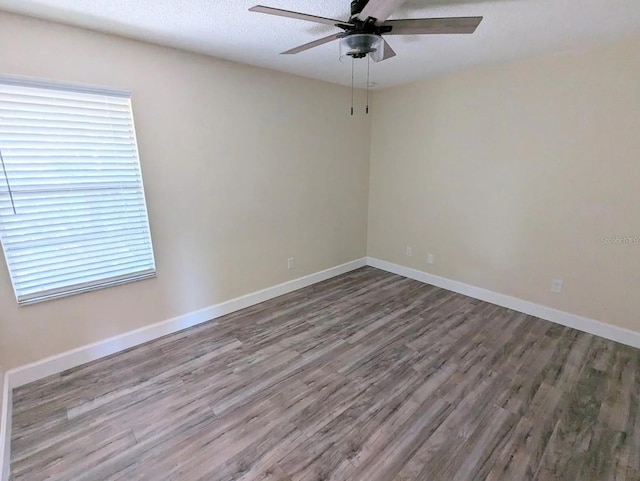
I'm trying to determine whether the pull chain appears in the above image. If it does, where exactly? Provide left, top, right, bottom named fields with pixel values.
left=366, top=55, right=371, bottom=115
left=0, top=149, right=16, bottom=215
left=351, top=58, right=355, bottom=116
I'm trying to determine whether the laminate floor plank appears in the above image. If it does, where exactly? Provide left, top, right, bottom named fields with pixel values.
left=10, top=267, right=640, bottom=481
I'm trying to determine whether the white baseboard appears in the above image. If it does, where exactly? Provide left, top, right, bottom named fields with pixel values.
left=0, top=372, right=11, bottom=481
left=6, top=257, right=367, bottom=389
left=7, top=256, right=638, bottom=387
left=367, top=257, right=640, bottom=350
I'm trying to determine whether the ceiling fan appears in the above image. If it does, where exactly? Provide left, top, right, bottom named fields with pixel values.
left=249, top=0, right=483, bottom=62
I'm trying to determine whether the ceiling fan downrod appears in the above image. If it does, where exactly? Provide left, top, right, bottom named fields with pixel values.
left=350, top=0, right=369, bottom=19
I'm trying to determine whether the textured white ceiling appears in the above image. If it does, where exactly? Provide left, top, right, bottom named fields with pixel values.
left=1, top=0, right=639, bottom=88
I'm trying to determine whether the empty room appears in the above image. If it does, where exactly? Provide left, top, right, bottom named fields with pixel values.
left=0, top=0, right=639, bottom=480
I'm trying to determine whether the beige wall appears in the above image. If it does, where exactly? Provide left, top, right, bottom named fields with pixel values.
left=0, top=12, right=371, bottom=369
left=368, top=37, right=640, bottom=333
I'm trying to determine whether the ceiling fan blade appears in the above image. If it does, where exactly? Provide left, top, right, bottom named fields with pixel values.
left=383, top=17, right=483, bottom=35
left=249, top=6, right=350, bottom=27
left=358, top=0, right=406, bottom=24
left=379, top=39, right=396, bottom=61
left=281, top=33, right=343, bottom=55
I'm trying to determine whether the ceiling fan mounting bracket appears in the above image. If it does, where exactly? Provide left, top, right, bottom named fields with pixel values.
left=336, top=23, right=355, bottom=30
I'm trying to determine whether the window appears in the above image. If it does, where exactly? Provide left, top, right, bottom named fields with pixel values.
left=0, top=76, right=155, bottom=305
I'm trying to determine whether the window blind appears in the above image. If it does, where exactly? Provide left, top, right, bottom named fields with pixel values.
left=0, top=77, right=156, bottom=305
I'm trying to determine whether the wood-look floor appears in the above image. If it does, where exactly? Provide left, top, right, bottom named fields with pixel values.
left=10, top=267, right=640, bottom=481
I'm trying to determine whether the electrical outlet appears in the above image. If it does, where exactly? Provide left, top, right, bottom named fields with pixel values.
left=551, top=279, right=563, bottom=293
left=406, top=246, right=413, bottom=257
left=287, top=258, right=294, bottom=270
left=427, top=254, right=434, bottom=265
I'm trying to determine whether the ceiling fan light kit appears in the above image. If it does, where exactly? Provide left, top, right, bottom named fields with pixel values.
left=339, top=34, right=384, bottom=62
